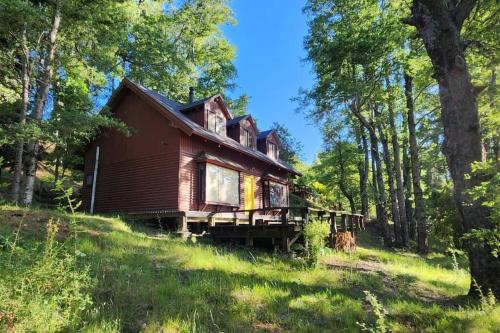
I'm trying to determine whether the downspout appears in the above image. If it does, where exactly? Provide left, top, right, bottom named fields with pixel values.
left=90, top=146, right=100, bottom=214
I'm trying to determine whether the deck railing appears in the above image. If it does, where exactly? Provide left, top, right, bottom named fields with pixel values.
left=211, top=206, right=365, bottom=232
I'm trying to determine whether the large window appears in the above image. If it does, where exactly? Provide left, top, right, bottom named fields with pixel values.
left=268, top=142, right=278, bottom=160
left=269, top=181, right=287, bottom=207
left=207, top=110, right=226, bottom=136
left=205, top=164, right=239, bottom=206
left=243, top=129, right=253, bottom=148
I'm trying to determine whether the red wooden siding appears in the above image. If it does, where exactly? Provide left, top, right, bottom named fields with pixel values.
left=179, top=132, right=289, bottom=212
left=81, top=92, right=181, bottom=213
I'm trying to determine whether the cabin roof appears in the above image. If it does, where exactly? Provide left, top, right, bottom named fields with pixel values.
left=226, top=115, right=249, bottom=126
left=257, top=129, right=281, bottom=145
left=111, top=78, right=300, bottom=175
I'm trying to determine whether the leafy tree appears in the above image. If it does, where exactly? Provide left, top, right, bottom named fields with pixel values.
left=404, top=0, right=499, bottom=297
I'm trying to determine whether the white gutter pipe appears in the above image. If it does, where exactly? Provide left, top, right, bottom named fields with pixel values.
left=90, top=146, right=100, bottom=214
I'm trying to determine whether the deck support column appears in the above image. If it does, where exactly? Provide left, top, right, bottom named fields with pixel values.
left=249, top=211, right=255, bottom=226
left=208, top=216, right=215, bottom=227
left=341, top=214, right=347, bottom=231
left=245, top=228, right=254, bottom=246
left=360, top=216, right=365, bottom=230
left=329, top=212, right=337, bottom=247
left=349, top=215, right=355, bottom=235
left=281, top=232, right=290, bottom=252
left=177, top=215, right=188, bottom=232
left=281, top=208, right=288, bottom=225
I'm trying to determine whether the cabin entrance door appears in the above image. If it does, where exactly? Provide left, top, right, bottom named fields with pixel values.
left=244, top=176, right=255, bottom=211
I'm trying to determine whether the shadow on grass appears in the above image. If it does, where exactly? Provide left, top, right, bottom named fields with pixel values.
left=78, top=224, right=475, bottom=333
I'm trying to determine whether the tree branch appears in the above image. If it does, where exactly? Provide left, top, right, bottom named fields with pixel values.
left=454, top=0, right=477, bottom=30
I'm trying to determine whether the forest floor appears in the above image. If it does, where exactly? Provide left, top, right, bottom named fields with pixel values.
left=0, top=204, right=499, bottom=332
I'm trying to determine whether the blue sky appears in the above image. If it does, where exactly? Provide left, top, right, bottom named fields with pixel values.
left=222, top=0, right=322, bottom=164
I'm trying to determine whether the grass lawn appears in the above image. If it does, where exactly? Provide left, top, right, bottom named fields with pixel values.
left=0, top=204, right=498, bottom=332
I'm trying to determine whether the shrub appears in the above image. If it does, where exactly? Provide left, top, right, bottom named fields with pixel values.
left=0, top=218, right=93, bottom=332
left=303, top=220, right=330, bottom=267
left=357, top=291, right=387, bottom=333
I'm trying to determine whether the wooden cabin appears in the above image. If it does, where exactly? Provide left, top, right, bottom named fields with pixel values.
left=81, top=78, right=300, bottom=226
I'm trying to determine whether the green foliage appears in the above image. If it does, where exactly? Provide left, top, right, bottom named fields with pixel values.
left=271, top=122, right=303, bottom=165
left=53, top=178, right=81, bottom=214
left=0, top=218, right=93, bottom=332
left=303, top=220, right=330, bottom=267
left=357, top=291, right=388, bottom=333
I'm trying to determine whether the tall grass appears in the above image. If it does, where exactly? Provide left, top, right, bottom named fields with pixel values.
left=0, top=216, right=93, bottom=332
left=0, top=205, right=499, bottom=332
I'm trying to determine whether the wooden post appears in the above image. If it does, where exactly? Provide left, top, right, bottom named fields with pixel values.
left=249, top=211, right=255, bottom=226
left=281, top=208, right=288, bottom=225
left=349, top=215, right=354, bottom=235
left=361, top=216, right=365, bottom=230
left=341, top=214, right=347, bottom=231
left=301, top=208, right=309, bottom=224
left=356, top=216, right=361, bottom=230
left=330, top=212, right=337, bottom=233
left=282, top=232, right=290, bottom=252
left=329, top=211, right=337, bottom=247
left=246, top=228, right=253, bottom=246
left=177, top=215, right=188, bottom=232
left=208, top=216, right=215, bottom=227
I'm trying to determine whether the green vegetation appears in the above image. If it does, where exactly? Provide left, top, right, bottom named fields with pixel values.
left=1, top=205, right=498, bottom=332
left=303, top=220, right=330, bottom=267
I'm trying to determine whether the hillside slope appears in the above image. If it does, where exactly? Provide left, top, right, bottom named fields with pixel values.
left=0, top=205, right=498, bottom=332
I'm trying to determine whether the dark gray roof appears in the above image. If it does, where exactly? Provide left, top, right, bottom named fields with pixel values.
left=126, top=79, right=300, bottom=175
left=257, top=130, right=274, bottom=140
left=226, top=115, right=249, bottom=126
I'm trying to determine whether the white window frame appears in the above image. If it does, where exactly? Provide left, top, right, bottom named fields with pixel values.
left=204, top=163, right=240, bottom=206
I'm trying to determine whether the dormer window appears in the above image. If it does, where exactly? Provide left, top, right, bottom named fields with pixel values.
left=243, top=129, right=253, bottom=148
left=208, top=110, right=226, bottom=136
left=269, top=142, right=278, bottom=160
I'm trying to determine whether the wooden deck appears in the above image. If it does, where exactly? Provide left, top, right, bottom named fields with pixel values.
left=129, top=206, right=365, bottom=251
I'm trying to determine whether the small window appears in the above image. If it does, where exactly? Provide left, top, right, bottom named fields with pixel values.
left=85, top=173, right=93, bottom=187
left=243, top=129, right=253, bottom=148
left=207, top=110, right=226, bottom=136
left=269, top=181, right=287, bottom=207
left=268, top=142, right=278, bottom=159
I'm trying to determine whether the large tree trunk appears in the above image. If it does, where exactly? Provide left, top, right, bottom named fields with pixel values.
left=378, top=124, right=402, bottom=245
left=404, top=74, right=427, bottom=251
left=386, top=78, right=409, bottom=245
left=356, top=125, right=370, bottom=220
left=369, top=130, right=391, bottom=246
left=402, top=134, right=415, bottom=240
left=22, top=0, right=61, bottom=205
left=11, top=27, right=30, bottom=202
left=486, top=66, right=499, bottom=165
left=408, top=0, right=498, bottom=296
left=336, top=141, right=356, bottom=213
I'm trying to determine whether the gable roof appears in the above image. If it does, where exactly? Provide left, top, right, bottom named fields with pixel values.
left=257, top=129, right=281, bottom=146
left=109, top=78, right=300, bottom=176
left=226, top=115, right=249, bottom=126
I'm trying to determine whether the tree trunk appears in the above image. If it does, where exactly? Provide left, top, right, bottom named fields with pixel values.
left=336, top=141, right=356, bottom=213
left=349, top=102, right=391, bottom=245
left=356, top=125, right=370, bottom=220
left=369, top=129, right=391, bottom=246
left=486, top=66, right=499, bottom=165
left=386, top=78, right=409, bottom=245
left=378, top=124, right=401, bottom=245
left=402, top=134, right=415, bottom=240
left=23, top=0, right=62, bottom=205
left=11, top=27, right=30, bottom=202
left=408, top=0, right=498, bottom=296
left=405, top=74, right=428, bottom=253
